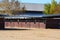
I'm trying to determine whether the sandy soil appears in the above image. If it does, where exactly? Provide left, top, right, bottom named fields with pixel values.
left=0, top=29, right=60, bottom=40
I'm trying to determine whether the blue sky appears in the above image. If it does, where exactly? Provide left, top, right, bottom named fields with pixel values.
left=0, top=0, right=60, bottom=4
left=19, top=0, right=60, bottom=4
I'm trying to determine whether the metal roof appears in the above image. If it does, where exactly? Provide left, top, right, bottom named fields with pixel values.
left=42, top=14, right=60, bottom=18
left=4, top=14, right=60, bottom=19
left=5, top=14, right=44, bottom=19
left=20, top=3, right=44, bottom=11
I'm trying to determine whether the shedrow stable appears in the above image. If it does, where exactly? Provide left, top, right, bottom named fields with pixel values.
left=0, top=14, right=60, bottom=29
left=0, top=3, right=60, bottom=29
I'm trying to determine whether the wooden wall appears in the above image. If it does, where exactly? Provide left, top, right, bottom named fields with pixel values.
left=5, top=22, right=46, bottom=29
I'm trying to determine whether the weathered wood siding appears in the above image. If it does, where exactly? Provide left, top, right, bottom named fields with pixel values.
left=5, top=22, right=46, bottom=29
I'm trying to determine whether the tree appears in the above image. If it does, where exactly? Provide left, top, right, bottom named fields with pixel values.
left=44, top=0, right=57, bottom=15
left=21, top=5, right=26, bottom=14
left=54, top=2, right=60, bottom=14
left=15, top=0, right=20, bottom=9
left=44, top=4, right=51, bottom=15
left=50, top=0, right=57, bottom=14
left=0, top=0, right=12, bottom=15
left=0, top=0, right=26, bottom=15
left=10, top=0, right=20, bottom=15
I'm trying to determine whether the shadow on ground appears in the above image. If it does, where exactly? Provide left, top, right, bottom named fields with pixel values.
left=0, top=28, right=31, bottom=30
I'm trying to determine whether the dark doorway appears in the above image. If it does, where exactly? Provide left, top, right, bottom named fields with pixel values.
left=46, top=19, right=60, bottom=29
left=0, top=17, right=4, bottom=30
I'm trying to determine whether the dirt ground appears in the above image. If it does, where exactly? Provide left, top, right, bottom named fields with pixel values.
left=0, top=29, right=60, bottom=40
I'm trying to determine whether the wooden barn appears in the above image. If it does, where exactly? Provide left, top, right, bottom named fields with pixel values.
left=4, top=13, right=45, bottom=29
left=4, top=14, right=60, bottom=29
left=0, top=14, right=60, bottom=29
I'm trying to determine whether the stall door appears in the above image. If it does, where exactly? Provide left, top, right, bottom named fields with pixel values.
left=0, top=18, right=4, bottom=29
